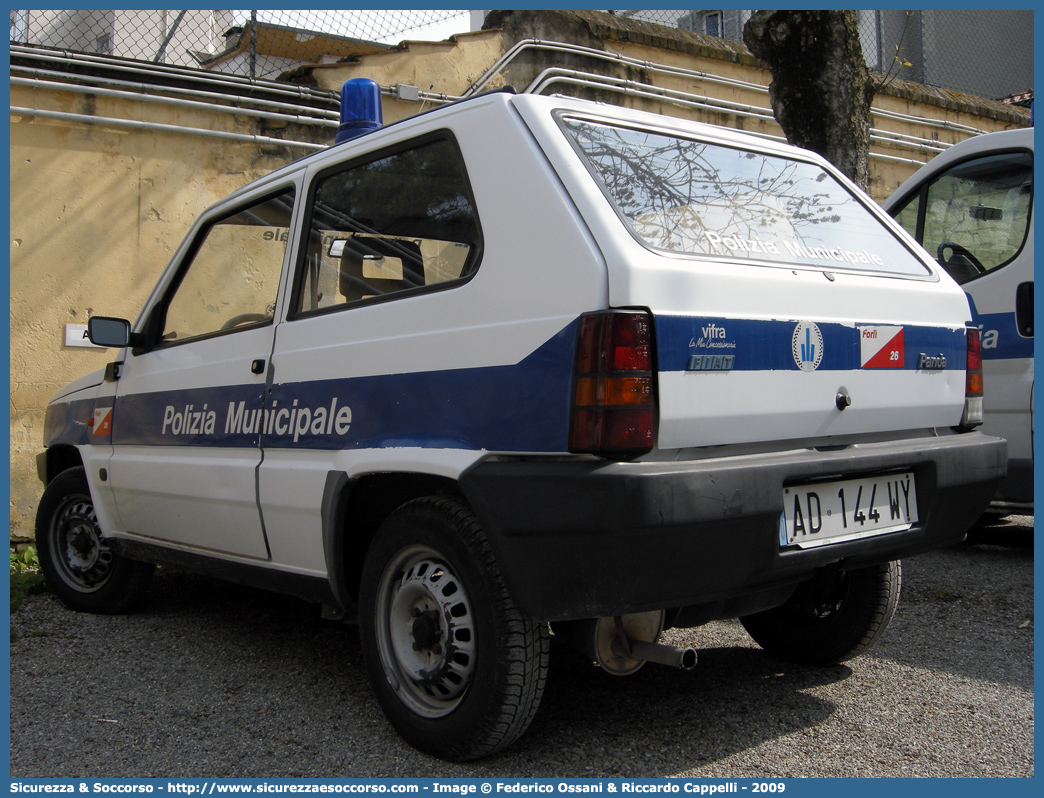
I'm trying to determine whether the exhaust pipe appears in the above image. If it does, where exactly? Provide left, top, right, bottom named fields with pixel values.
left=554, top=611, right=697, bottom=675
left=613, top=636, right=698, bottom=671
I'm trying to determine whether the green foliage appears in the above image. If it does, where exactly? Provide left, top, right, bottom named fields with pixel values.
left=11, top=547, right=39, bottom=572
left=10, top=546, right=45, bottom=613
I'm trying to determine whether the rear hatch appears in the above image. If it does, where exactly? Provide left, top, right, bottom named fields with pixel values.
left=516, top=97, right=973, bottom=450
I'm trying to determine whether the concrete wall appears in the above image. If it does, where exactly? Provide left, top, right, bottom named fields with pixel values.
left=8, top=10, right=1030, bottom=540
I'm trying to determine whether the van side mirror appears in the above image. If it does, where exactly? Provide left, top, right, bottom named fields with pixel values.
left=88, top=316, right=143, bottom=348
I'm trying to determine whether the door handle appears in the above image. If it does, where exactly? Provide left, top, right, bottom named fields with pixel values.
left=1016, top=282, right=1033, bottom=337
left=250, top=359, right=266, bottom=375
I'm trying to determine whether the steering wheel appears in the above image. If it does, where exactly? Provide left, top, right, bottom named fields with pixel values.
left=936, top=242, right=985, bottom=282
left=220, top=312, right=270, bottom=331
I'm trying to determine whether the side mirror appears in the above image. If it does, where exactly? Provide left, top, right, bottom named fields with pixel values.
left=87, top=316, right=142, bottom=348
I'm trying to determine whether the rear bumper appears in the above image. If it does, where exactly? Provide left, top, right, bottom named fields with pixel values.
left=459, top=432, right=1007, bottom=621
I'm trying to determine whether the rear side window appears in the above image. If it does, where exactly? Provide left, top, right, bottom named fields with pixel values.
left=293, top=135, right=481, bottom=315
left=891, top=150, right=1032, bottom=284
left=561, top=117, right=931, bottom=277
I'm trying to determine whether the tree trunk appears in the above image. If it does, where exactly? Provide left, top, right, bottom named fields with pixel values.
left=743, top=10, right=875, bottom=191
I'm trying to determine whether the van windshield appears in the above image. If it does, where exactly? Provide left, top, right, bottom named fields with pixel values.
left=561, top=117, right=931, bottom=277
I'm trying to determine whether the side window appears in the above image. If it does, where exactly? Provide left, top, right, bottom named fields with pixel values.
left=160, top=193, right=296, bottom=346
left=293, top=136, right=480, bottom=315
left=898, top=151, right=1032, bottom=284
left=161, top=190, right=295, bottom=343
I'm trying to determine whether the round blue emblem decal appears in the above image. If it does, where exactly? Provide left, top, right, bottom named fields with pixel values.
left=792, top=321, right=824, bottom=371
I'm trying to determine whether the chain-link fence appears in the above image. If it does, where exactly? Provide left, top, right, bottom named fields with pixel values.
left=10, top=9, right=1033, bottom=100
left=615, top=9, right=1033, bottom=102
left=9, top=10, right=474, bottom=80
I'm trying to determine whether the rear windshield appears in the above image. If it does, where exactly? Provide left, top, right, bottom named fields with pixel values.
left=561, top=117, right=931, bottom=277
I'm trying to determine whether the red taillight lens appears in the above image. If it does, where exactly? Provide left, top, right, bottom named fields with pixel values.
left=959, top=325, right=984, bottom=428
left=966, top=327, right=983, bottom=397
left=570, top=311, right=656, bottom=454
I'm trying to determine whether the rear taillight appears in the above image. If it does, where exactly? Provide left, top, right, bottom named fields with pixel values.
left=960, top=325, right=984, bottom=427
left=570, top=310, right=656, bottom=454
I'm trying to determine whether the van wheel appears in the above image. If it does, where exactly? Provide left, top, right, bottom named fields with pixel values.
left=358, top=497, right=549, bottom=760
left=739, top=561, right=901, bottom=666
left=35, top=467, right=153, bottom=613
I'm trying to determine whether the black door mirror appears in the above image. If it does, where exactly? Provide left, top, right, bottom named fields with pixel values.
left=88, top=316, right=139, bottom=348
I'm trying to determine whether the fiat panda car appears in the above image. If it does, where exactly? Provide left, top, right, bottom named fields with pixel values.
left=37, top=87, right=1006, bottom=760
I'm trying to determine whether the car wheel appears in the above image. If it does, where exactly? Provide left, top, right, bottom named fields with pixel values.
left=35, top=467, right=153, bottom=613
left=740, top=561, right=901, bottom=666
left=358, top=496, right=549, bottom=760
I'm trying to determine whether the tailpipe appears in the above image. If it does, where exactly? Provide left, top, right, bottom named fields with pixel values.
left=616, top=636, right=698, bottom=671
left=553, top=611, right=697, bottom=675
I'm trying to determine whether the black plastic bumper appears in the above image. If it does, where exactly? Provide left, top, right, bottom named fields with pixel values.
left=459, top=432, right=1007, bottom=622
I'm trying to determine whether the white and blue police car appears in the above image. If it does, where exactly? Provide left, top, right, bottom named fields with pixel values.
left=37, top=82, right=1007, bottom=760
left=884, top=127, right=1033, bottom=513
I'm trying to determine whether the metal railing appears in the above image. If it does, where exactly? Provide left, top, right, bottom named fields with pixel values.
left=9, top=9, right=1033, bottom=102
left=614, top=9, right=1033, bottom=102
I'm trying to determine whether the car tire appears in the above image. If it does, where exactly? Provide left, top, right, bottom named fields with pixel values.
left=35, top=466, right=153, bottom=613
left=358, top=496, right=550, bottom=760
left=739, top=560, right=902, bottom=666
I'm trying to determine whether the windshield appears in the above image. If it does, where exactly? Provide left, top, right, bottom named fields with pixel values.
left=561, top=118, right=931, bottom=277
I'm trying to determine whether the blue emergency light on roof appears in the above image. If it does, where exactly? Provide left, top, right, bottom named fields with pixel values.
left=335, top=77, right=383, bottom=144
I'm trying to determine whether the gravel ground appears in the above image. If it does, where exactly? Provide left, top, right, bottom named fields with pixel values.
left=9, top=515, right=1033, bottom=778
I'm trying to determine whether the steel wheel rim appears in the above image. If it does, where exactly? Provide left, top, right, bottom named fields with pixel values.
left=374, top=544, right=477, bottom=718
left=49, top=493, right=113, bottom=592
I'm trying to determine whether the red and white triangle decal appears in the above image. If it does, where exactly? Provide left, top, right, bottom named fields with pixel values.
left=93, top=407, right=113, bottom=436
left=860, top=326, right=905, bottom=368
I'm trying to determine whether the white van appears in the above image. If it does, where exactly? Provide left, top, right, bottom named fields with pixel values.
left=37, top=88, right=1006, bottom=760
left=884, top=128, right=1033, bottom=512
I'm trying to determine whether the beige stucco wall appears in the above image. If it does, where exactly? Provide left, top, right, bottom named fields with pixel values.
left=8, top=13, right=1031, bottom=539
left=9, top=84, right=324, bottom=537
left=309, top=31, right=506, bottom=125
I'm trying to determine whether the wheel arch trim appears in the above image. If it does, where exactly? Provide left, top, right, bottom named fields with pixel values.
left=321, top=470, right=357, bottom=616
left=321, top=469, right=467, bottom=617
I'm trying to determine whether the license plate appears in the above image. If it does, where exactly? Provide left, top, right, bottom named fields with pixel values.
left=781, top=472, right=917, bottom=549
